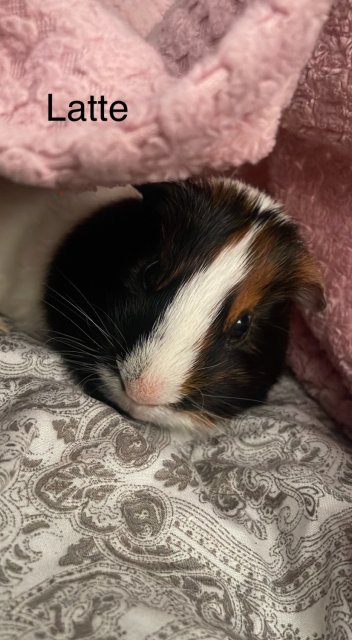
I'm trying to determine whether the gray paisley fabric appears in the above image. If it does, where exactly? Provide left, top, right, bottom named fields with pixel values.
left=1, top=327, right=352, bottom=640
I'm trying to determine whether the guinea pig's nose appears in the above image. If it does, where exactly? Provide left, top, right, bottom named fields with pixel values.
left=124, top=375, right=164, bottom=406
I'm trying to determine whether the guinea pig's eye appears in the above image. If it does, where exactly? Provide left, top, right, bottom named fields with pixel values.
left=142, top=260, right=159, bottom=290
left=229, top=313, right=252, bottom=340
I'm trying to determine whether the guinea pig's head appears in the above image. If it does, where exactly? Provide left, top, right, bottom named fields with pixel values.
left=91, top=178, right=325, bottom=431
left=46, top=178, right=324, bottom=431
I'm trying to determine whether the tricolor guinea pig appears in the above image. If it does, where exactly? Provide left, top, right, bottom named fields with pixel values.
left=38, top=178, right=324, bottom=430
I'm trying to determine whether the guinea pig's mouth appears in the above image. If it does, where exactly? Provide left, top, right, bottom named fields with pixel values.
left=97, top=365, right=217, bottom=431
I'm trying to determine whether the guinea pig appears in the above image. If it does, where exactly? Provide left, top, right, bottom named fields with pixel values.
left=37, top=177, right=325, bottom=430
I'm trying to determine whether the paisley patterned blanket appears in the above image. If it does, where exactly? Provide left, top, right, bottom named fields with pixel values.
left=1, top=327, right=352, bottom=639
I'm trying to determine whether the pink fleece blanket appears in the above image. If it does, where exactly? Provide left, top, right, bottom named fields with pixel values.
left=0, top=0, right=332, bottom=187
left=1, top=0, right=351, bottom=429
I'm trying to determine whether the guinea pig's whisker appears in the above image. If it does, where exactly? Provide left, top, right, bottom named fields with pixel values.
left=196, top=361, right=227, bottom=372
left=46, top=331, right=97, bottom=351
left=269, top=323, right=290, bottom=335
left=49, top=348, right=96, bottom=363
left=66, top=363, right=99, bottom=375
left=202, top=392, right=267, bottom=405
left=180, top=385, right=206, bottom=412
left=46, top=331, right=114, bottom=366
left=44, top=299, right=107, bottom=352
left=184, top=392, right=221, bottom=418
left=46, top=341, right=98, bottom=360
left=179, top=397, right=217, bottom=426
left=259, top=318, right=290, bottom=335
left=249, top=301, right=290, bottom=334
left=190, top=397, right=206, bottom=413
left=56, top=273, right=128, bottom=352
left=52, top=348, right=114, bottom=370
left=48, top=351, right=95, bottom=364
left=189, top=386, right=206, bottom=411
left=78, top=373, right=103, bottom=387
left=56, top=271, right=112, bottom=324
left=46, top=333, right=119, bottom=368
left=46, top=285, right=115, bottom=348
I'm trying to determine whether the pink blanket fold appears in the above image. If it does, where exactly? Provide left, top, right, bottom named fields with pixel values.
left=1, top=0, right=351, bottom=429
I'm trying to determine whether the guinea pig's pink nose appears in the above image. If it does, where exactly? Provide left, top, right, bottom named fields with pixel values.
left=125, top=376, right=164, bottom=406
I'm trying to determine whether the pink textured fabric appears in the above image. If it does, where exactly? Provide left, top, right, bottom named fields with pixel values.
left=0, top=0, right=332, bottom=188
left=231, top=0, right=352, bottom=432
left=266, top=130, right=352, bottom=430
left=266, top=0, right=352, bottom=431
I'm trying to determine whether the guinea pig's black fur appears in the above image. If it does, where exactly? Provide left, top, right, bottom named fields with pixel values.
left=43, top=178, right=324, bottom=430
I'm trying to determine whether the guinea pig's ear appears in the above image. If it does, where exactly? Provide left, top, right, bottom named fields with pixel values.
left=294, top=251, right=326, bottom=311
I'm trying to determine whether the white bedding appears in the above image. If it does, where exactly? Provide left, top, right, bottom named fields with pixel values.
left=1, top=326, right=352, bottom=639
